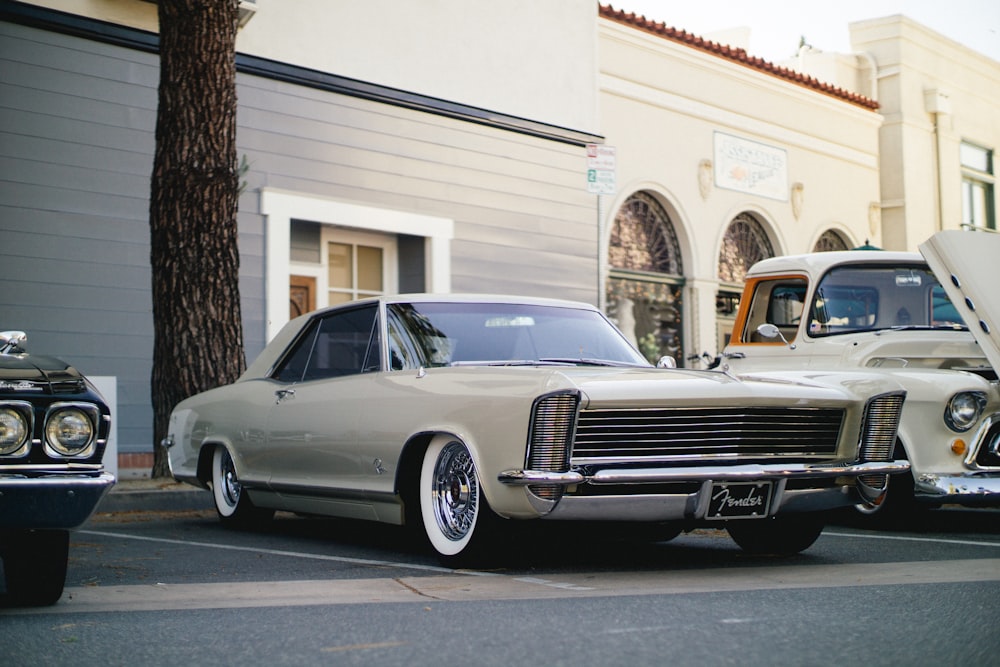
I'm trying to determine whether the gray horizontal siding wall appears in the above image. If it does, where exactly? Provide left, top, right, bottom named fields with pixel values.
left=1, top=17, right=601, bottom=456
left=0, top=21, right=160, bottom=453
left=235, top=74, right=600, bottom=305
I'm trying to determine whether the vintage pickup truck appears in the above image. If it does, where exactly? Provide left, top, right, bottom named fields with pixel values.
left=722, top=231, right=999, bottom=523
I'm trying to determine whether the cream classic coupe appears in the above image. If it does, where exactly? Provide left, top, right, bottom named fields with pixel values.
left=166, top=295, right=908, bottom=566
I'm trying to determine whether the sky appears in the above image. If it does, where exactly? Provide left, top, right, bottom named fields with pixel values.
left=611, top=1, right=1000, bottom=64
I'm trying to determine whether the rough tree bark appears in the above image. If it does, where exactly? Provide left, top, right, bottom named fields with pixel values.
left=149, top=0, right=245, bottom=478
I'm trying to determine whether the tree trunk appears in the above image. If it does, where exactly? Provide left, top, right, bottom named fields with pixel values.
left=149, top=0, right=244, bottom=478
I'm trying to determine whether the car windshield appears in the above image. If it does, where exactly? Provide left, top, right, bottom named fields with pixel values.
left=808, top=264, right=966, bottom=337
left=386, top=302, right=649, bottom=369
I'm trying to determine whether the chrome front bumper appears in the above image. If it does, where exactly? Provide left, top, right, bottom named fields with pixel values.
left=0, top=470, right=116, bottom=530
left=498, top=460, right=910, bottom=521
left=498, top=460, right=911, bottom=486
left=915, top=472, right=1000, bottom=506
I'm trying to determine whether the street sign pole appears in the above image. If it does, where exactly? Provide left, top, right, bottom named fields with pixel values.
left=586, top=144, right=616, bottom=310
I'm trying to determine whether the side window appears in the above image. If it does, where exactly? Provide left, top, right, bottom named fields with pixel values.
left=273, top=305, right=379, bottom=382
left=740, top=278, right=807, bottom=343
left=273, top=321, right=321, bottom=383
left=362, top=314, right=382, bottom=373
left=767, top=284, right=806, bottom=327
left=386, top=308, right=422, bottom=370
left=306, top=306, right=378, bottom=380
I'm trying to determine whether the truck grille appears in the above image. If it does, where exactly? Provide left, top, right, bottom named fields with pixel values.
left=573, top=406, right=844, bottom=463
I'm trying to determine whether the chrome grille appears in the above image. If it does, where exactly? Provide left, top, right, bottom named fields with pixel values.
left=573, top=406, right=845, bottom=463
left=858, top=392, right=905, bottom=462
left=526, top=392, right=579, bottom=500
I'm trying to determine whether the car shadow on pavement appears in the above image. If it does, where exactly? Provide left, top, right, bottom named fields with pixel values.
left=829, top=505, right=1000, bottom=535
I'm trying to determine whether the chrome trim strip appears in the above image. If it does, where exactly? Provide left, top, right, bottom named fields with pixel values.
left=499, top=460, right=910, bottom=486
left=0, top=462, right=106, bottom=474
left=498, top=469, right=585, bottom=484
left=914, top=472, right=1000, bottom=501
left=964, top=414, right=1000, bottom=471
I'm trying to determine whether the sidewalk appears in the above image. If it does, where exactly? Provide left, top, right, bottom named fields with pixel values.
left=97, top=477, right=214, bottom=513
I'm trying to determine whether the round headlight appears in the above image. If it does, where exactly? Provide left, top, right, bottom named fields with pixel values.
left=45, top=408, right=94, bottom=455
left=944, top=392, right=987, bottom=432
left=0, top=406, right=29, bottom=455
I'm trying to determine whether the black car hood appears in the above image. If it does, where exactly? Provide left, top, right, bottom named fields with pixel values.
left=0, top=353, right=85, bottom=393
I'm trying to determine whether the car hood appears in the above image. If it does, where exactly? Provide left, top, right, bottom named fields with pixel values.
left=0, top=352, right=85, bottom=393
left=919, top=231, right=1000, bottom=373
left=558, top=366, right=857, bottom=406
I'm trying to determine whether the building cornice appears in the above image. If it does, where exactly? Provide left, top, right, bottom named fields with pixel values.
left=599, top=4, right=879, bottom=111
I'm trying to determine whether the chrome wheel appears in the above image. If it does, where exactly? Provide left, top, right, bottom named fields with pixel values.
left=430, top=440, right=478, bottom=542
left=420, top=435, right=490, bottom=562
left=212, top=446, right=241, bottom=517
left=211, top=446, right=273, bottom=527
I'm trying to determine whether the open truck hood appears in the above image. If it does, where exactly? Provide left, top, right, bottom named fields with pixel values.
left=919, top=230, right=1000, bottom=373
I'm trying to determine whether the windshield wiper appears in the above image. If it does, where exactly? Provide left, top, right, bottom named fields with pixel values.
left=536, top=357, right=643, bottom=367
left=888, top=324, right=968, bottom=332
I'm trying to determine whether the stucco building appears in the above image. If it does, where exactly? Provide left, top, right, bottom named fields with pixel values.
left=785, top=14, right=999, bottom=248
left=597, top=7, right=882, bottom=362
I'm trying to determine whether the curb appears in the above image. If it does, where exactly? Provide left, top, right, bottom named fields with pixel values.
left=97, top=487, right=214, bottom=514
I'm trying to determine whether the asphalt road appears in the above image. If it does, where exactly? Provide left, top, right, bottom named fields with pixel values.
left=1, top=504, right=998, bottom=666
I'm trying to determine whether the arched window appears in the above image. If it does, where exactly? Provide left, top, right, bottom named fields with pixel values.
left=717, top=213, right=774, bottom=283
left=716, top=213, right=774, bottom=349
left=813, top=229, right=850, bottom=252
left=605, top=192, right=685, bottom=366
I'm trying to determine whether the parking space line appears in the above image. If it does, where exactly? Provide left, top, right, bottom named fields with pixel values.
left=79, top=529, right=497, bottom=576
left=824, top=530, right=1000, bottom=548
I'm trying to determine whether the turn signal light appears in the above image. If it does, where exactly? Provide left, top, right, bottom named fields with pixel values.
left=950, top=439, right=967, bottom=456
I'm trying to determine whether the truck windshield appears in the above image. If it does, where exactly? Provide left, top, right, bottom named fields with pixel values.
left=808, top=264, right=966, bottom=337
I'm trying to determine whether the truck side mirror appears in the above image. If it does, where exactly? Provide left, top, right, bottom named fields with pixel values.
left=656, top=356, right=677, bottom=369
left=756, top=323, right=796, bottom=349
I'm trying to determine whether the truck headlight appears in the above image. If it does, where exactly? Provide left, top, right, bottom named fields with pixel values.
left=0, top=404, right=31, bottom=455
left=44, top=404, right=97, bottom=457
left=944, top=392, right=987, bottom=432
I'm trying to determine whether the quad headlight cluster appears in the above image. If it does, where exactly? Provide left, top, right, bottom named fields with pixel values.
left=944, top=392, right=987, bottom=433
left=0, top=402, right=99, bottom=459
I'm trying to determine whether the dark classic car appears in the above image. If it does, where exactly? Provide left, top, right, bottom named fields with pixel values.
left=0, top=331, right=115, bottom=605
left=166, top=295, right=909, bottom=567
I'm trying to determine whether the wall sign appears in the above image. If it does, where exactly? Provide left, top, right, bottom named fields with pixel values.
left=713, top=132, right=788, bottom=201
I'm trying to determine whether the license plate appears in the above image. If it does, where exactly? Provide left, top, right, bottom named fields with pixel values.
left=706, top=482, right=772, bottom=520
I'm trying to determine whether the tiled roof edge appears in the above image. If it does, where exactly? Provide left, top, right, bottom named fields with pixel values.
left=599, top=4, right=879, bottom=111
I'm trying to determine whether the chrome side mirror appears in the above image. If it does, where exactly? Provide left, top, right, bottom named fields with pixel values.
left=0, top=331, right=27, bottom=355
left=756, top=323, right=795, bottom=350
left=656, top=355, right=677, bottom=369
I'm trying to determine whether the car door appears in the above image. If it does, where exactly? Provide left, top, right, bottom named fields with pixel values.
left=264, top=304, right=381, bottom=503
